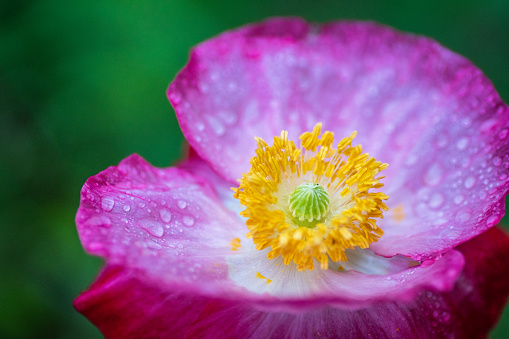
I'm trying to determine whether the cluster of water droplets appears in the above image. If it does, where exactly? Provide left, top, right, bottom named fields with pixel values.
left=415, top=290, right=454, bottom=335
left=80, top=184, right=205, bottom=260
left=400, top=105, right=509, bottom=236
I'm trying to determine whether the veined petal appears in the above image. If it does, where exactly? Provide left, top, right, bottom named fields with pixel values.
left=168, top=17, right=509, bottom=260
left=76, top=154, right=245, bottom=295
left=227, top=239, right=464, bottom=305
left=75, top=227, right=509, bottom=338
left=76, top=153, right=462, bottom=308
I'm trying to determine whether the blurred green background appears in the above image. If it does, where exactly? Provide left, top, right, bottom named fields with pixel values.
left=1, top=0, right=509, bottom=338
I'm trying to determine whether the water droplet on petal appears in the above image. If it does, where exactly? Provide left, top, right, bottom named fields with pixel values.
left=183, top=216, right=195, bottom=227
left=487, top=215, right=500, bottom=227
left=85, top=216, right=112, bottom=228
left=454, top=194, right=464, bottom=205
left=429, top=193, right=444, bottom=209
left=139, top=219, right=164, bottom=237
left=456, top=137, right=469, bottom=150
left=219, top=110, right=237, bottom=126
left=464, top=176, right=476, bottom=189
left=434, top=133, right=449, bottom=149
left=498, top=128, right=509, bottom=140
left=178, top=200, right=187, bottom=209
left=456, top=210, right=471, bottom=223
left=425, top=164, right=443, bottom=186
left=159, top=208, right=172, bottom=223
left=101, top=197, right=115, bottom=211
left=480, top=118, right=498, bottom=132
left=169, top=92, right=182, bottom=104
left=123, top=205, right=131, bottom=212
left=206, top=115, right=226, bottom=136
left=493, top=156, right=502, bottom=166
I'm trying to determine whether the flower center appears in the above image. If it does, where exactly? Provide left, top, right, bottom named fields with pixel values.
left=233, top=123, right=389, bottom=271
left=289, top=183, right=329, bottom=226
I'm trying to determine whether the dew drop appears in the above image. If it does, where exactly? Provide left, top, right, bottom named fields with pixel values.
left=139, top=219, right=164, bottom=238
left=456, top=210, right=471, bottom=223
left=219, top=110, right=237, bottom=126
left=498, top=128, right=509, bottom=140
left=178, top=200, right=187, bottom=209
left=434, top=133, right=448, bottom=149
left=479, top=190, right=487, bottom=200
left=206, top=115, right=226, bottom=136
left=183, top=216, right=195, bottom=227
left=424, top=164, right=443, bottom=186
left=123, top=205, right=131, bottom=212
left=429, top=193, right=444, bottom=209
left=464, top=176, right=476, bottom=189
left=487, top=215, right=500, bottom=227
left=455, top=137, right=469, bottom=150
left=139, top=202, right=146, bottom=208
left=88, top=242, right=103, bottom=251
left=147, top=241, right=162, bottom=250
left=454, top=194, right=464, bottom=205
left=101, top=197, right=115, bottom=211
left=196, top=122, right=205, bottom=131
left=169, top=92, right=182, bottom=104
left=85, top=216, right=112, bottom=228
left=480, top=118, right=498, bottom=132
left=159, top=208, right=172, bottom=223
left=493, top=156, right=502, bottom=166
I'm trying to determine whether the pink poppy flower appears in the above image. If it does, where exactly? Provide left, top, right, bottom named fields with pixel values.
left=75, top=18, right=509, bottom=338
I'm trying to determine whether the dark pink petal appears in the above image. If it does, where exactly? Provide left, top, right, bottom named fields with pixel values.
left=76, top=154, right=244, bottom=295
left=74, top=266, right=208, bottom=339
left=76, top=227, right=509, bottom=338
left=168, top=18, right=509, bottom=260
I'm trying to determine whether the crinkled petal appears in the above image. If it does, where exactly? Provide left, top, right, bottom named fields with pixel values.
left=76, top=154, right=244, bottom=295
left=168, top=18, right=509, bottom=260
left=77, top=154, right=464, bottom=307
left=75, top=227, right=509, bottom=338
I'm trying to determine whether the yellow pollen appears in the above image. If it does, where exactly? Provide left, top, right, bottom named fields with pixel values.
left=233, top=123, right=389, bottom=271
left=256, top=272, right=272, bottom=284
left=230, top=237, right=241, bottom=251
left=391, top=204, right=406, bottom=223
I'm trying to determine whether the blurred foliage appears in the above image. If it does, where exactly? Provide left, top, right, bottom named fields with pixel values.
left=1, top=0, right=509, bottom=338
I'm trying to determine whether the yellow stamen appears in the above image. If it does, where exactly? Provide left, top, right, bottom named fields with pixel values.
left=233, top=123, right=389, bottom=271
left=256, top=272, right=272, bottom=284
left=230, top=237, right=241, bottom=251
left=391, top=204, right=406, bottom=223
